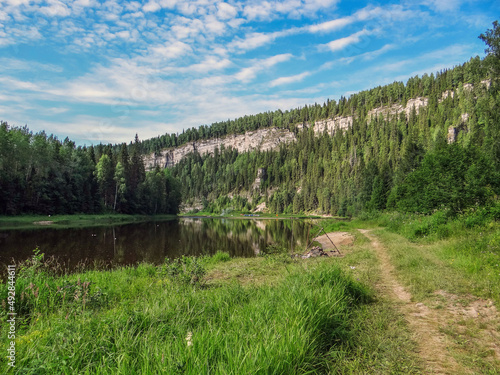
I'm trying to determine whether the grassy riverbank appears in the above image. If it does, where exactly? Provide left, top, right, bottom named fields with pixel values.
left=0, top=214, right=177, bottom=230
left=2, top=209, right=499, bottom=373
left=0, top=241, right=421, bottom=374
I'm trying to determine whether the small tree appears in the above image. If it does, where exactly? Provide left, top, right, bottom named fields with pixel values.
left=479, top=20, right=500, bottom=81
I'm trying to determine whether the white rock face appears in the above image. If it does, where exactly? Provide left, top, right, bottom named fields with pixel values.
left=144, top=86, right=478, bottom=169
left=144, top=127, right=296, bottom=170
left=366, top=97, right=429, bottom=122
left=309, top=116, right=353, bottom=135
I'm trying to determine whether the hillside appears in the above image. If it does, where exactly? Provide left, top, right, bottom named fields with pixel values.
left=145, top=91, right=487, bottom=170
left=162, top=54, right=499, bottom=216
left=1, top=34, right=499, bottom=217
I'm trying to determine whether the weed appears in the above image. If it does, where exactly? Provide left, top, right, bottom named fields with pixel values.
left=160, top=255, right=206, bottom=286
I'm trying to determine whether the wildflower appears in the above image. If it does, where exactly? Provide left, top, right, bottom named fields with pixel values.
left=186, top=331, right=193, bottom=347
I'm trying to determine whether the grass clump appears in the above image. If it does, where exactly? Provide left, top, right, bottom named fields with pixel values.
left=1, top=250, right=372, bottom=374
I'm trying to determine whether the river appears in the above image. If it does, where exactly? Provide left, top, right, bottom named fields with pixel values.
left=0, top=217, right=313, bottom=272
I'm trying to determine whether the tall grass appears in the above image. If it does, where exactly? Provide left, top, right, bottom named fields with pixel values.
left=1, top=251, right=370, bottom=374
left=364, top=208, right=500, bottom=303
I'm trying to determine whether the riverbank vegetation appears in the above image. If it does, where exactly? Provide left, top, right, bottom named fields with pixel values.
left=3, top=208, right=499, bottom=373
left=0, top=213, right=178, bottom=230
left=0, top=130, right=182, bottom=216
left=0, top=243, right=421, bottom=374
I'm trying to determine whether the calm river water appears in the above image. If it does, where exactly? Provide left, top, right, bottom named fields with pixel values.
left=0, top=218, right=312, bottom=272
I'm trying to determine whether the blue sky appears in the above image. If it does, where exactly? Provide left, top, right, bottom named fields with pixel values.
left=0, top=0, right=498, bottom=145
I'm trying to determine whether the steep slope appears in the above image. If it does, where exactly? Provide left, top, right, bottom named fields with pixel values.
left=144, top=90, right=473, bottom=170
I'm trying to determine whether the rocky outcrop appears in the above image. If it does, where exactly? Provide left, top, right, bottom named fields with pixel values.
left=144, top=127, right=296, bottom=170
left=307, top=116, right=353, bottom=135
left=145, top=85, right=483, bottom=169
left=366, top=97, right=429, bottom=122
left=251, top=168, right=266, bottom=191
left=447, top=113, right=469, bottom=144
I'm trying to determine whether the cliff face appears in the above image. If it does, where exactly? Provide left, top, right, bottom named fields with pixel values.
left=144, top=86, right=481, bottom=170
left=144, top=127, right=296, bottom=170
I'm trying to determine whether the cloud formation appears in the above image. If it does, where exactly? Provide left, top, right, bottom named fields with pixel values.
left=0, top=0, right=496, bottom=144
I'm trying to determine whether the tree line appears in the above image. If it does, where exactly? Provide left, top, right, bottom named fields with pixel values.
left=140, top=56, right=488, bottom=156
left=0, top=130, right=181, bottom=215
left=170, top=23, right=500, bottom=216
left=2, top=22, right=499, bottom=218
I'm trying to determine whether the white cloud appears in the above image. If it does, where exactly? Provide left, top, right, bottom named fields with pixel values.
left=270, top=71, right=311, bottom=87
left=217, top=2, right=238, bottom=20
left=234, top=53, right=293, bottom=82
left=321, top=29, right=370, bottom=52
left=40, top=0, right=72, bottom=17
left=337, top=43, right=395, bottom=64
left=143, top=1, right=161, bottom=13
left=230, top=32, right=275, bottom=51
left=0, top=58, right=63, bottom=73
left=308, top=17, right=353, bottom=33
left=243, top=1, right=274, bottom=21
left=150, top=41, right=192, bottom=59
left=422, top=0, right=463, bottom=12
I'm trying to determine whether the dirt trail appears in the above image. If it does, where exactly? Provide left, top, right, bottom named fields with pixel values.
left=358, top=229, right=467, bottom=375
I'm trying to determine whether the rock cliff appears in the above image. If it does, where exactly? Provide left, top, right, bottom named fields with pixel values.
left=144, top=86, right=481, bottom=169
left=144, top=127, right=296, bottom=170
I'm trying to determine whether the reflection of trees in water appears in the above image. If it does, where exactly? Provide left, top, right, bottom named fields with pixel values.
left=1, top=218, right=314, bottom=272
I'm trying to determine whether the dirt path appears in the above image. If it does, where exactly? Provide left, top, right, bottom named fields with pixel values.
left=358, top=229, right=467, bottom=375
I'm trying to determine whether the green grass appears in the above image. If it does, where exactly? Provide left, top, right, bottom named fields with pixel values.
left=0, top=214, right=177, bottom=230
left=366, top=211, right=500, bottom=304
left=355, top=211, right=500, bottom=373
left=0, top=238, right=422, bottom=374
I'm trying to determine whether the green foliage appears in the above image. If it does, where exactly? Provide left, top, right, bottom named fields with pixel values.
left=160, top=256, right=206, bottom=286
left=0, top=127, right=182, bottom=215
left=0, top=249, right=108, bottom=319
left=204, top=250, right=231, bottom=264
left=479, top=20, right=500, bottom=80
left=0, top=258, right=371, bottom=374
left=169, top=50, right=499, bottom=217
left=395, top=144, right=499, bottom=214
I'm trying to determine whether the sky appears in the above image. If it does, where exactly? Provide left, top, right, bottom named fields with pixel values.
left=0, top=0, right=499, bottom=146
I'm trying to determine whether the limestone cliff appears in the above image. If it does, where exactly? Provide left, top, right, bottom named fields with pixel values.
left=144, top=127, right=296, bottom=170
left=144, top=86, right=482, bottom=169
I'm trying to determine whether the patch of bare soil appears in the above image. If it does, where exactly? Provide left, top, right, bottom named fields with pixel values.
left=358, top=229, right=467, bottom=374
left=315, top=231, right=354, bottom=252
left=433, top=290, right=500, bottom=361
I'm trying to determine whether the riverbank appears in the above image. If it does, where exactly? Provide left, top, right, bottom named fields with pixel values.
left=1, top=210, right=498, bottom=373
left=0, top=212, right=344, bottom=230
left=178, top=210, right=332, bottom=219
left=0, top=214, right=177, bottom=230
left=0, top=234, right=422, bottom=374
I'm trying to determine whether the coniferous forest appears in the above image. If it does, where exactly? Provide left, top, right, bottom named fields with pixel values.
left=1, top=23, right=500, bottom=218
left=0, top=132, right=182, bottom=215
left=170, top=24, right=500, bottom=217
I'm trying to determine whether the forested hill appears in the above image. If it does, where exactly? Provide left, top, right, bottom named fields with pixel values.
left=1, top=23, right=499, bottom=217
left=139, top=55, right=489, bottom=156
left=167, top=46, right=500, bottom=215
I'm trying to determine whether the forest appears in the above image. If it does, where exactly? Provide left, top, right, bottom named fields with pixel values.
left=170, top=23, right=500, bottom=217
left=0, top=131, right=181, bottom=215
left=1, top=22, right=499, bottom=218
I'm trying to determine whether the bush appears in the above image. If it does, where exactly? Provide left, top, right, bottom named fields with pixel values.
left=160, top=256, right=206, bottom=286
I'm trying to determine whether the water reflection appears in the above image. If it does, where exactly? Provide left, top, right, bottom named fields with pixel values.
left=0, top=218, right=311, bottom=272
